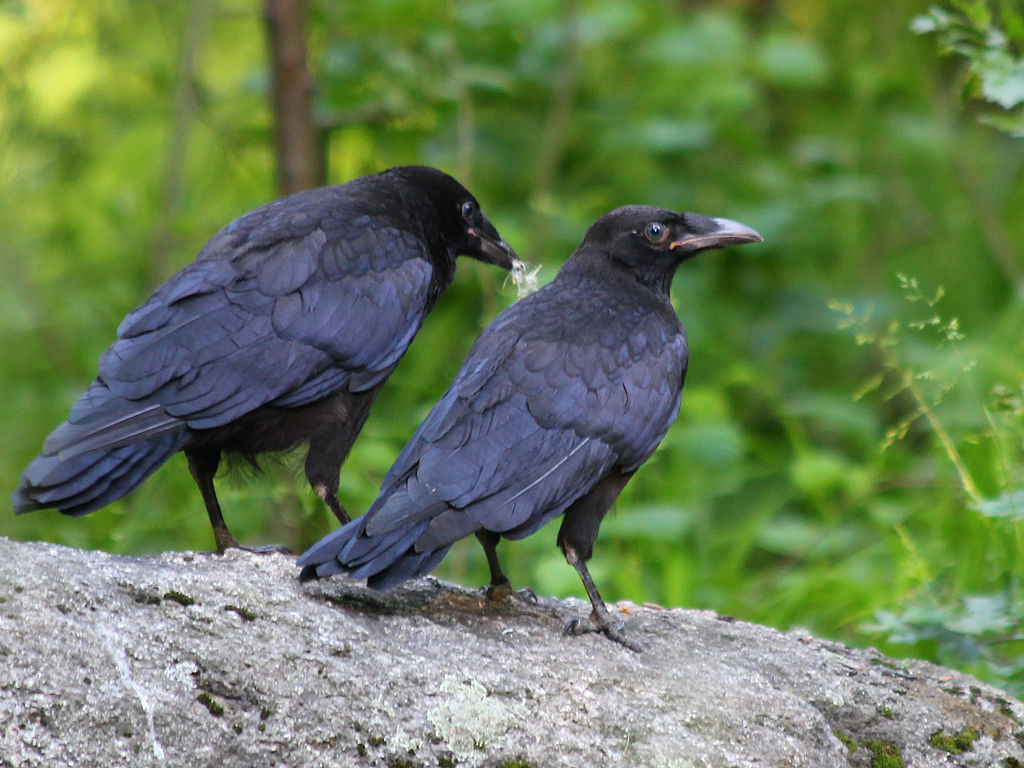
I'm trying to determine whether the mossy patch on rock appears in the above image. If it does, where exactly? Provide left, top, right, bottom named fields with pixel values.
left=928, top=727, right=979, bottom=754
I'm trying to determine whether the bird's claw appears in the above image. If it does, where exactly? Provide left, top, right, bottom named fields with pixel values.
left=484, top=583, right=538, bottom=604
left=602, top=622, right=644, bottom=653
left=250, top=543, right=293, bottom=555
left=562, top=614, right=643, bottom=652
left=218, top=543, right=293, bottom=556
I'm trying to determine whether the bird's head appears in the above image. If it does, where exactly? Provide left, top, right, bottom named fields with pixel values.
left=579, top=205, right=762, bottom=292
left=453, top=196, right=520, bottom=270
left=388, top=166, right=520, bottom=271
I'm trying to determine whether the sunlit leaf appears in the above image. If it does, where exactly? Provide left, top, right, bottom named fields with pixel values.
left=978, top=50, right=1024, bottom=108
left=972, top=490, right=1024, bottom=520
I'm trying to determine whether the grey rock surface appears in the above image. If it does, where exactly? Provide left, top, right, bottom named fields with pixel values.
left=0, top=536, right=1022, bottom=768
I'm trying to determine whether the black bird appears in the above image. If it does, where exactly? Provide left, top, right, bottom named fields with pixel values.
left=298, top=205, right=761, bottom=649
left=13, top=166, right=519, bottom=552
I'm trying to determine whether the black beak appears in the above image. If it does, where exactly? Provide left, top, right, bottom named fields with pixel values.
left=670, top=217, right=763, bottom=251
left=467, top=222, right=521, bottom=270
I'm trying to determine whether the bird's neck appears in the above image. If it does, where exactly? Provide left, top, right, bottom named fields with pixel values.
left=426, top=252, right=457, bottom=310
left=558, top=248, right=676, bottom=301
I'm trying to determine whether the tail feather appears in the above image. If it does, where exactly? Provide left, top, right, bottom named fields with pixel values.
left=43, top=380, right=184, bottom=460
left=13, top=433, right=186, bottom=517
left=297, top=510, right=445, bottom=588
left=343, top=520, right=429, bottom=571
left=365, top=547, right=450, bottom=590
left=14, top=378, right=189, bottom=516
left=297, top=516, right=369, bottom=568
left=345, top=523, right=427, bottom=581
left=46, top=404, right=182, bottom=460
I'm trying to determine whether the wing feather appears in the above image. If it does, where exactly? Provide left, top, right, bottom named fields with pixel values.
left=356, top=284, right=687, bottom=559
left=57, top=217, right=435, bottom=457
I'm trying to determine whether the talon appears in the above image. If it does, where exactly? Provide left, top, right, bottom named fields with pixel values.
left=563, top=618, right=582, bottom=636
left=221, top=543, right=292, bottom=555
left=251, top=544, right=292, bottom=555
left=601, top=624, right=644, bottom=653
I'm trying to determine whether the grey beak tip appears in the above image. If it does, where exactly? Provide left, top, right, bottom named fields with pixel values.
left=711, top=217, right=763, bottom=244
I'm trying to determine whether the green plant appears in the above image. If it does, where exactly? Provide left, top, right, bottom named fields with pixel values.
left=833, top=275, right=1024, bottom=695
left=913, top=1, right=1024, bottom=135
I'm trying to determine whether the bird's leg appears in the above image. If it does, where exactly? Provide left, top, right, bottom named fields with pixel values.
left=187, top=449, right=289, bottom=555
left=304, top=439, right=349, bottom=525
left=305, top=390, right=380, bottom=526
left=186, top=449, right=238, bottom=553
left=562, top=547, right=642, bottom=653
left=475, top=529, right=514, bottom=601
left=556, top=469, right=640, bottom=651
left=313, top=482, right=350, bottom=525
left=475, top=531, right=537, bottom=604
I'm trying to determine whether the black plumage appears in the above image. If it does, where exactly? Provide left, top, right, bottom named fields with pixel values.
left=13, top=166, right=519, bottom=552
left=298, top=205, right=761, bottom=649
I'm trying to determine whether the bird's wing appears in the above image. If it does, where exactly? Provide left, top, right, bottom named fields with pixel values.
left=362, top=293, right=687, bottom=552
left=54, top=217, right=434, bottom=456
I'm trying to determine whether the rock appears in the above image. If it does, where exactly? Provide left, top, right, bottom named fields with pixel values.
left=0, top=536, right=1021, bottom=768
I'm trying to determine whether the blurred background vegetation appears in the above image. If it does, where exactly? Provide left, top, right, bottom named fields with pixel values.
left=3, top=0, right=1024, bottom=693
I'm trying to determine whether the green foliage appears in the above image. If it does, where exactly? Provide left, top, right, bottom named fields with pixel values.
left=3, top=0, right=1024, bottom=697
left=834, top=275, right=1024, bottom=693
left=913, top=1, right=1024, bottom=134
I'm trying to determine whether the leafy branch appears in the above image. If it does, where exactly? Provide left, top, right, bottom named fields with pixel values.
left=912, top=1, right=1024, bottom=135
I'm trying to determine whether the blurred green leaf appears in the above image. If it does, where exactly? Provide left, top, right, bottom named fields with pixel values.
left=601, top=504, right=693, bottom=541
left=914, top=1, right=1024, bottom=133
left=978, top=50, right=1024, bottom=108
left=757, top=33, right=829, bottom=87
left=622, top=118, right=714, bottom=154
left=971, top=489, right=1024, bottom=519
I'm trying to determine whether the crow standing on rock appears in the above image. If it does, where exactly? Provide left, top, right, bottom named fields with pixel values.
left=298, top=205, right=761, bottom=650
left=13, top=166, right=519, bottom=552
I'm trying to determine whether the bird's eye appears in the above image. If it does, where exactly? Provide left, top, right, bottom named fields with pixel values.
left=461, top=201, right=478, bottom=221
left=643, top=222, right=670, bottom=245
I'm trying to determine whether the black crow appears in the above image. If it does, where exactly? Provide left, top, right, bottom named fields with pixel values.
left=13, top=166, right=519, bottom=552
left=298, top=205, right=761, bottom=650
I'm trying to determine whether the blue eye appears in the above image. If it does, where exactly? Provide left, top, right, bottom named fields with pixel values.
left=643, top=222, right=669, bottom=244
left=461, top=201, right=477, bottom=220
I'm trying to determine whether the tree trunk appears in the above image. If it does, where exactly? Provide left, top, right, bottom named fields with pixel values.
left=264, top=0, right=324, bottom=195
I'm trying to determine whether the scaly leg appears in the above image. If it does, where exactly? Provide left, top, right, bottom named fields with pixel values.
left=556, top=469, right=640, bottom=651
left=562, top=546, right=642, bottom=652
left=187, top=448, right=289, bottom=554
left=186, top=449, right=238, bottom=553
left=475, top=529, right=512, bottom=600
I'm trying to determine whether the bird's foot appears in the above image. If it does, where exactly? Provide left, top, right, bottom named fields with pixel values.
left=215, top=541, right=292, bottom=556
left=514, top=587, right=538, bottom=603
left=484, top=582, right=511, bottom=602
left=484, top=582, right=538, bottom=604
left=242, top=543, right=293, bottom=555
left=563, top=610, right=643, bottom=653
